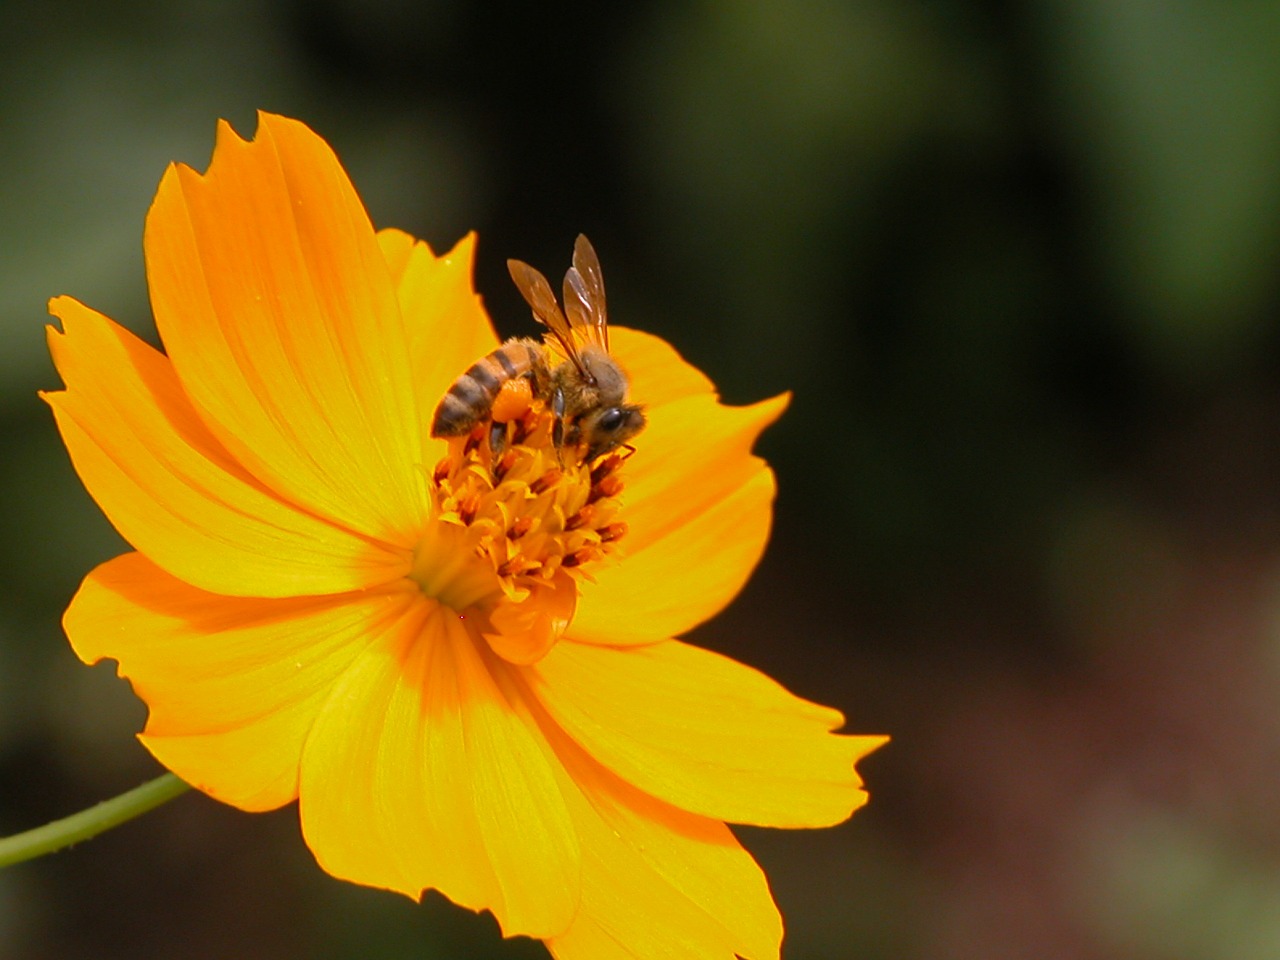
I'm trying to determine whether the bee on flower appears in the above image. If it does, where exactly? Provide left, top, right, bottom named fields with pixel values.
left=43, top=113, right=885, bottom=959
left=432, top=233, right=646, bottom=464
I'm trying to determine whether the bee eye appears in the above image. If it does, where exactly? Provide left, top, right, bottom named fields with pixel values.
left=597, top=408, right=628, bottom=433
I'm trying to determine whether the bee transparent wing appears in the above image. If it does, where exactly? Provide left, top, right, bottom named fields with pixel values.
left=565, top=234, right=609, bottom=351
left=508, top=257, right=585, bottom=370
left=562, top=268, right=593, bottom=342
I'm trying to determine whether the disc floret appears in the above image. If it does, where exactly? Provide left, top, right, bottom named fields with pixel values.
left=424, top=404, right=629, bottom=605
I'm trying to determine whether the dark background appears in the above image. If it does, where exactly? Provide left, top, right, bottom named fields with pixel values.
left=5, top=1, right=1280, bottom=957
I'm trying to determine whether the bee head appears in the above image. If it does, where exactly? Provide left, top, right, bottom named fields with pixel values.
left=562, top=347, right=647, bottom=460
left=580, top=403, right=647, bottom=461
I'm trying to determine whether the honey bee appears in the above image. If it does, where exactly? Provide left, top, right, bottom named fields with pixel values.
left=431, top=234, right=646, bottom=462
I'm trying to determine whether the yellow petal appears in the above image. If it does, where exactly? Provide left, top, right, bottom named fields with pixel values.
left=610, top=326, right=715, bottom=410
left=64, top=552, right=417, bottom=810
left=44, top=298, right=406, bottom=597
left=571, top=465, right=775, bottom=646
left=542, top=729, right=782, bottom=960
left=298, top=602, right=580, bottom=938
left=144, top=113, right=426, bottom=547
left=572, top=391, right=786, bottom=643
left=377, top=229, right=501, bottom=448
left=529, top=637, right=885, bottom=827
left=622, top=391, right=788, bottom=551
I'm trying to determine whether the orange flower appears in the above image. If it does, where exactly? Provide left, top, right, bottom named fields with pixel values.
left=44, top=113, right=885, bottom=958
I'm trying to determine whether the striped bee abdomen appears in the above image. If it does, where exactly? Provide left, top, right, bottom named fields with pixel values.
left=430, top=338, right=545, bottom=437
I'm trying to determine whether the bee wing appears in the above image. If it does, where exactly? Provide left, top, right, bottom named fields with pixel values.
left=564, top=234, right=609, bottom=351
left=508, top=257, right=585, bottom=371
left=562, top=269, right=593, bottom=343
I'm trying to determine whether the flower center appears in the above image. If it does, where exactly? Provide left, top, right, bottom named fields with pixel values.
left=409, top=404, right=629, bottom=661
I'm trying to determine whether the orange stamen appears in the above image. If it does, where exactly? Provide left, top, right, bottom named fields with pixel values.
left=530, top=468, right=563, bottom=495
left=426, top=407, right=631, bottom=596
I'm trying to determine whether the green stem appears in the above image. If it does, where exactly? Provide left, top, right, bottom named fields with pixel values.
left=0, top=773, right=190, bottom=868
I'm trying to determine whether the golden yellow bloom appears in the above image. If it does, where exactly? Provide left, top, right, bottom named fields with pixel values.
left=43, top=113, right=885, bottom=958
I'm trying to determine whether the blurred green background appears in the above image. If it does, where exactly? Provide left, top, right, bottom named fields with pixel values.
left=6, top=0, right=1280, bottom=957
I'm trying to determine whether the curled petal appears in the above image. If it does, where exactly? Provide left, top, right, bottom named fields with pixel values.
left=529, top=637, right=885, bottom=827
left=145, top=113, right=426, bottom=546
left=298, top=603, right=580, bottom=937
left=484, top=571, right=577, bottom=665
left=44, top=298, right=406, bottom=597
left=65, top=552, right=417, bottom=810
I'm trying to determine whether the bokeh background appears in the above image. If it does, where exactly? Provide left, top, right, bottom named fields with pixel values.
left=5, top=1, right=1280, bottom=957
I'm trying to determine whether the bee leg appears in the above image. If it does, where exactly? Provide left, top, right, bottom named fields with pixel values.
left=550, top=387, right=567, bottom=450
left=489, top=420, right=509, bottom=459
